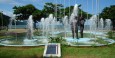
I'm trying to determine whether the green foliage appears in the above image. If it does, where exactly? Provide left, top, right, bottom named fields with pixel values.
left=13, top=4, right=42, bottom=29
left=100, top=5, right=115, bottom=30
left=62, top=5, right=92, bottom=19
left=62, top=6, right=73, bottom=17
left=107, top=31, right=115, bottom=39
left=0, top=12, right=10, bottom=30
left=13, top=4, right=37, bottom=15
left=13, top=3, right=92, bottom=22
left=32, top=10, right=41, bottom=21
left=42, top=2, right=63, bottom=18
left=13, top=4, right=42, bottom=21
left=33, top=30, right=42, bottom=36
left=48, top=36, right=66, bottom=44
left=91, top=44, right=97, bottom=47
left=100, top=5, right=115, bottom=20
left=0, top=12, right=10, bottom=27
left=42, top=3, right=92, bottom=20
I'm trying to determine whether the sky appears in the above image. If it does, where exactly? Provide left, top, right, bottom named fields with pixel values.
left=0, top=0, right=115, bottom=17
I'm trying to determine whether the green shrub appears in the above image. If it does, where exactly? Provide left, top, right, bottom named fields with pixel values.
left=48, top=36, right=66, bottom=44
left=91, top=44, right=97, bottom=47
left=107, top=31, right=115, bottom=39
left=34, top=30, right=42, bottom=36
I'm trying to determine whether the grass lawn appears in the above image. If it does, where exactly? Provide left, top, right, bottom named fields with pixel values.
left=0, top=46, right=44, bottom=58
left=0, top=30, right=115, bottom=58
left=62, top=45, right=115, bottom=58
left=0, top=44, right=115, bottom=58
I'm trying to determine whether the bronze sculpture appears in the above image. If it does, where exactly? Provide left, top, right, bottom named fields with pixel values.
left=71, top=5, right=85, bottom=39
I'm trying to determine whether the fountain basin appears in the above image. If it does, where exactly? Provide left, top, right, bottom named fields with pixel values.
left=65, top=37, right=115, bottom=46
left=0, top=36, right=49, bottom=46
left=0, top=31, right=115, bottom=46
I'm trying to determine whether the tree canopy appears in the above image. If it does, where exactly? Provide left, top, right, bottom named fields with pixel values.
left=63, top=5, right=91, bottom=19
left=0, top=12, right=10, bottom=30
left=13, top=3, right=92, bottom=22
left=12, top=3, right=93, bottom=29
left=42, top=3, right=91, bottom=20
left=0, top=12, right=10, bottom=26
left=42, top=2, right=63, bottom=18
left=13, top=4, right=41, bottom=21
left=100, top=5, right=115, bottom=30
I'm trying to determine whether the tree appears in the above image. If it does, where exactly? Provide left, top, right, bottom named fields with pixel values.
left=13, top=3, right=92, bottom=29
left=32, top=10, right=42, bottom=29
left=13, top=4, right=42, bottom=29
left=13, top=4, right=37, bottom=20
left=100, top=5, right=115, bottom=30
left=42, top=2, right=63, bottom=19
left=63, top=5, right=92, bottom=19
left=42, top=3, right=91, bottom=21
left=0, top=12, right=10, bottom=30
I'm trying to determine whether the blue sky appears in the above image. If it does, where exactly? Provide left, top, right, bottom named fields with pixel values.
left=0, top=0, right=115, bottom=17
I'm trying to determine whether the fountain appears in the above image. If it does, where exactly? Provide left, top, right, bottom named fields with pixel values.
left=41, top=14, right=55, bottom=37
left=62, top=4, right=114, bottom=46
left=23, top=15, right=38, bottom=45
left=89, top=15, right=98, bottom=34
left=41, top=18, right=45, bottom=36
left=0, top=4, right=114, bottom=46
left=9, top=15, right=16, bottom=30
left=100, top=18, right=104, bottom=30
left=69, top=4, right=79, bottom=23
left=63, top=16, right=69, bottom=38
left=26, top=15, right=33, bottom=39
left=105, top=19, right=111, bottom=31
left=0, top=15, right=49, bottom=46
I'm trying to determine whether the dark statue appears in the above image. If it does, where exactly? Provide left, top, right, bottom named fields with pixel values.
left=71, top=16, right=85, bottom=39
left=71, top=5, right=85, bottom=39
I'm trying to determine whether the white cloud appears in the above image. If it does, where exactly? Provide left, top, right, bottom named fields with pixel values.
left=0, top=9, right=13, bottom=17
left=4, top=11, right=13, bottom=17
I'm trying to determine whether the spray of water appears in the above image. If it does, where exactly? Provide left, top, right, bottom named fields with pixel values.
left=26, top=15, right=33, bottom=39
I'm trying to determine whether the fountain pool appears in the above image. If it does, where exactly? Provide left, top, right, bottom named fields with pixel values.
left=0, top=4, right=114, bottom=46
